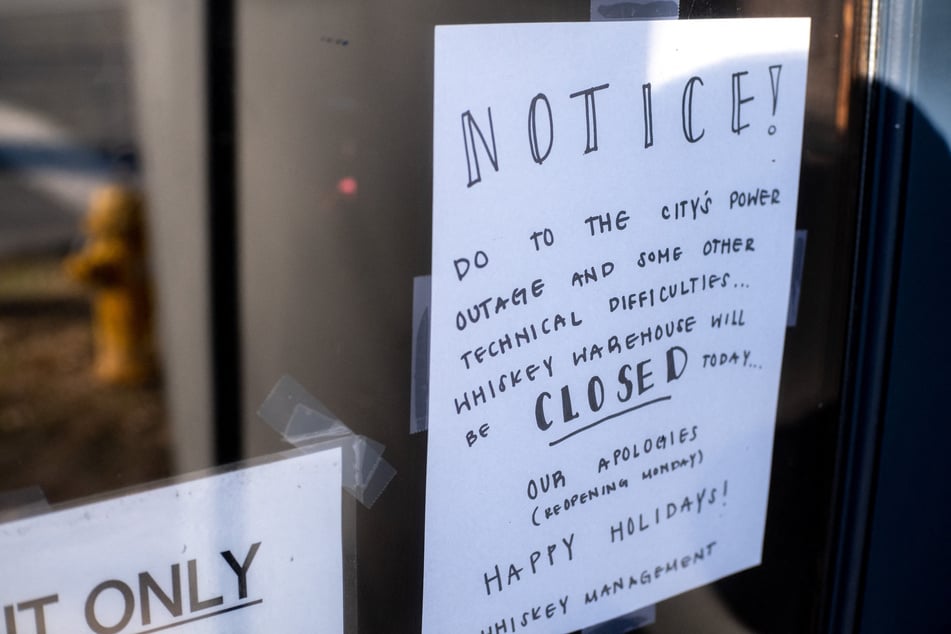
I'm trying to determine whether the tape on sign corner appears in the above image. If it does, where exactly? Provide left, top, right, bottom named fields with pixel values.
left=356, top=453, right=397, bottom=509
left=282, top=411, right=395, bottom=509
left=581, top=605, right=656, bottom=634
left=256, top=376, right=396, bottom=508
left=410, top=275, right=432, bottom=435
left=0, top=485, right=50, bottom=523
left=321, top=426, right=395, bottom=510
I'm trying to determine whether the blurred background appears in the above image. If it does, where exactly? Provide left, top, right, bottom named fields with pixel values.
left=0, top=0, right=169, bottom=503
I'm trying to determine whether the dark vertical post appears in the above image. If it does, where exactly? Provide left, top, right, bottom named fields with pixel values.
left=205, top=0, right=242, bottom=464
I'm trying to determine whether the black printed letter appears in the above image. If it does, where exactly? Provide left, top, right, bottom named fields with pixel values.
left=569, top=83, right=610, bottom=154
left=681, top=76, right=705, bottom=143
left=732, top=71, right=754, bottom=134
left=642, top=83, right=654, bottom=148
left=528, top=93, right=554, bottom=165
left=461, top=108, right=499, bottom=187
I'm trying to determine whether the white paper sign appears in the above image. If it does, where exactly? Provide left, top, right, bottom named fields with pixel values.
left=425, top=19, right=810, bottom=633
left=0, top=447, right=343, bottom=633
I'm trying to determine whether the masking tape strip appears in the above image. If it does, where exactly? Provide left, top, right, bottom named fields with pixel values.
left=581, top=605, right=656, bottom=633
left=258, top=375, right=395, bottom=508
left=410, top=275, right=431, bottom=434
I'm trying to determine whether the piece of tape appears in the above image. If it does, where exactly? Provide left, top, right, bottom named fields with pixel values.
left=590, top=0, right=680, bottom=21
left=787, top=229, right=808, bottom=327
left=258, top=375, right=395, bottom=508
left=581, top=605, right=656, bottom=633
left=410, top=275, right=431, bottom=434
left=0, top=485, right=49, bottom=523
left=258, top=374, right=344, bottom=437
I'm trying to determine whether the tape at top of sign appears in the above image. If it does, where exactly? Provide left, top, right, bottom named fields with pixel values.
left=258, top=375, right=396, bottom=508
left=591, top=0, right=680, bottom=21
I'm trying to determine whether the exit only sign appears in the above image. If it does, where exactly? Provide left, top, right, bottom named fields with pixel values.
left=1, top=447, right=343, bottom=634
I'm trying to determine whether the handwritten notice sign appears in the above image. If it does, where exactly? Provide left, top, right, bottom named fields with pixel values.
left=424, top=19, right=810, bottom=633
left=0, top=447, right=343, bottom=633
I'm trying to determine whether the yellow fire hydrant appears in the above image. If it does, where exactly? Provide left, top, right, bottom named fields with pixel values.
left=65, top=185, right=156, bottom=386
